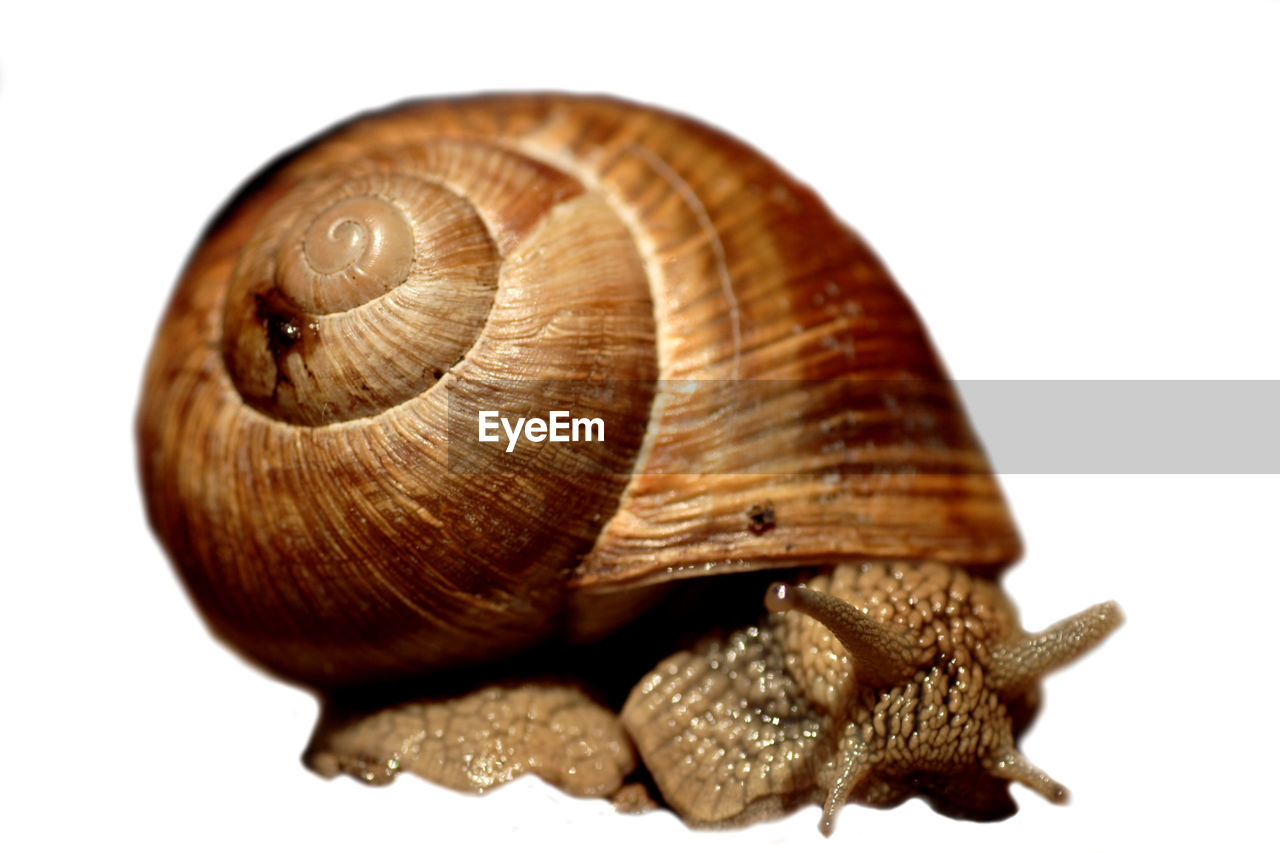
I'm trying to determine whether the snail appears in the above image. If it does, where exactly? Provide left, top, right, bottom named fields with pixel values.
left=137, top=93, right=1122, bottom=834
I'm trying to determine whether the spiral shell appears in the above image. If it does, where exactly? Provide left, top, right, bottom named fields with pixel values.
left=138, top=94, right=1019, bottom=689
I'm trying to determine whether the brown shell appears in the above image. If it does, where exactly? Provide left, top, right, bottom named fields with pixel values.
left=137, top=94, right=1019, bottom=690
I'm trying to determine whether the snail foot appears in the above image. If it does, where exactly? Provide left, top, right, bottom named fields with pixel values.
left=305, top=682, right=635, bottom=799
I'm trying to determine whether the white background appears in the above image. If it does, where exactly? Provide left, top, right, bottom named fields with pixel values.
left=2, top=2, right=1277, bottom=851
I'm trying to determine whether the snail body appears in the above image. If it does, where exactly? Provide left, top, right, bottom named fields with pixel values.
left=138, top=94, right=1120, bottom=832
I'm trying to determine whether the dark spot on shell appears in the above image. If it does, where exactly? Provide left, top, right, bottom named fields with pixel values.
left=254, top=289, right=318, bottom=391
left=746, top=502, right=776, bottom=535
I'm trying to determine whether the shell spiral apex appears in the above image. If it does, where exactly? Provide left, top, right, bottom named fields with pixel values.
left=223, top=165, right=503, bottom=426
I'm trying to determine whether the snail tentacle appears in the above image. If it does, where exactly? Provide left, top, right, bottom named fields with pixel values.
left=765, top=581, right=920, bottom=686
left=987, top=749, right=1069, bottom=804
left=986, top=601, right=1124, bottom=697
left=819, top=726, right=870, bottom=837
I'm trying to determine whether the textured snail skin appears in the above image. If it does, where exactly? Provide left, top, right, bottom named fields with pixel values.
left=137, top=94, right=1120, bottom=832
left=303, top=560, right=1121, bottom=833
left=621, top=563, right=1121, bottom=833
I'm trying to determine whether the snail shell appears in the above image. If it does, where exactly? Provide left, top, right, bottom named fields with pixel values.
left=137, top=93, right=1019, bottom=691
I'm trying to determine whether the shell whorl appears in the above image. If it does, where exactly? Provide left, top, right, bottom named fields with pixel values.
left=143, top=131, right=661, bottom=687
left=222, top=154, right=518, bottom=426
left=282, top=192, right=416, bottom=312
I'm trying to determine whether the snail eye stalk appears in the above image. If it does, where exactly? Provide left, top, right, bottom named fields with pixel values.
left=765, top=581, right=921, bottom=686
left=986, top=601, right=1124, bottom=697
